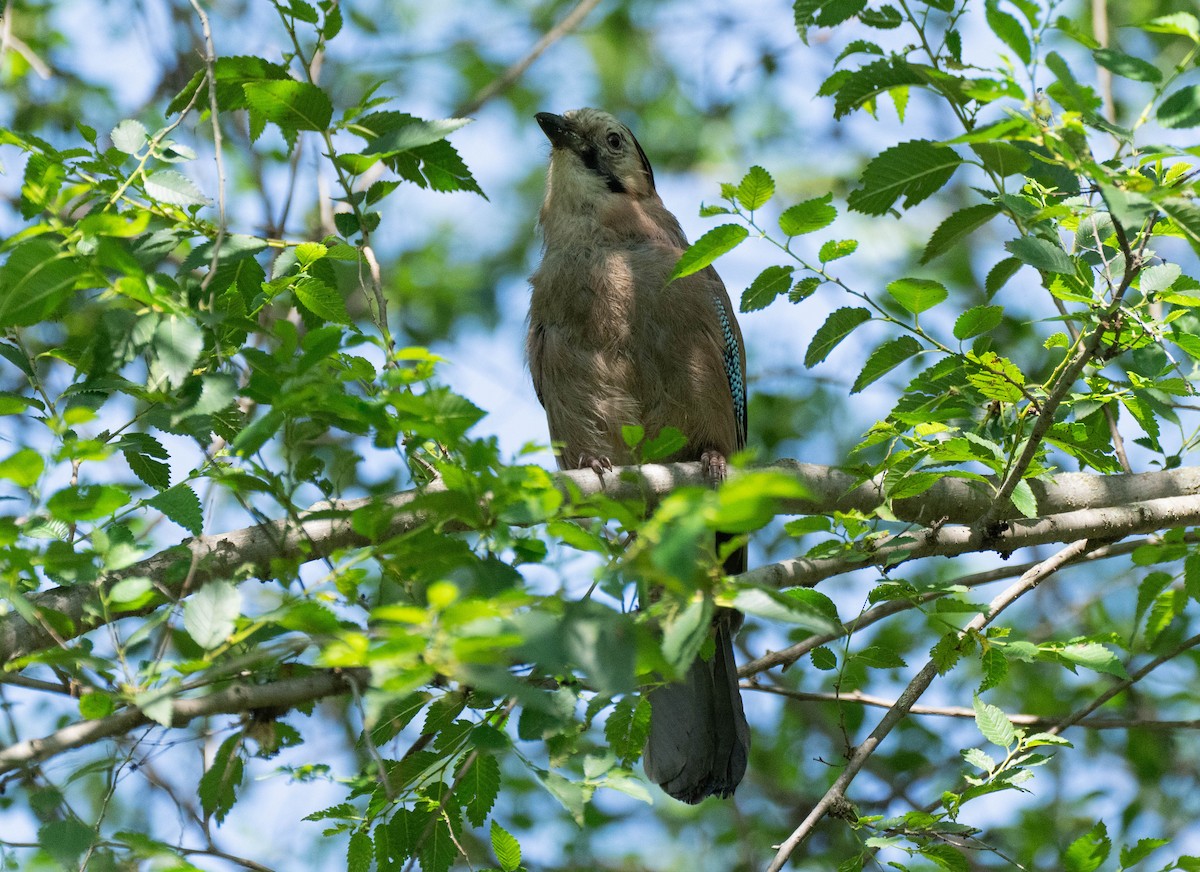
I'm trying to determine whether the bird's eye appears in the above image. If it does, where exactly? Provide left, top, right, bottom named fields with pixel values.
left=606, top=132, right=622, bottom=150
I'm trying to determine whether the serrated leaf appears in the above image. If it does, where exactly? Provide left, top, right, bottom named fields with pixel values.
left=0, top=448, right=43, bottom=488
left=887, top=277, right=947, bottom=314
left=459, top=753, right=500, bottom=828
left=854, top=644, right=906, bottom=668
left=1159, top=85, right=1200, bottom=129
left=490, top=821, right=521, bottom=872
left=243, top=80, right=333, bottom=132
left=144, top=170, right=208, bottom=206
left=1005, top=236, right=1075, bottom=273
left=199, top=734, right=244, bottom=823
left=779, top=193, right=837, bottom=236
left=111, top=119, right=148, bottom=154
left=1064, top=821, right=1110, bottom=872
left=921, top=202, right=1000, bottom=263
left=125, top=450, right=170, bottom=490
left=1010, top=479, right=1038, bottom=518
left=1060, top=641, right=1128, bottom=678
left=670, top=224, right=748, bottom=281
left=47, top=484, right=130, bottom=521
left=147, top=483, right=204, bottom=534
left=184, top=580, right=242, bottom=649
left=736, top=165, right=774, bottom=210
left=970, top=142, right=1031, bottom=177
left=848, top=140, right=962, bottom=215
left=0, top=240, right=81, bottom=328
left=790, top=276, right=821, bottom=302
left=805, top=306, right=871, bottom=367
left=973, top=695, right=1016, bottom=747
left=985, top=0, right=1031, bottom=64
left=985, top=256, right=1022, bottom=298
left=819, top=238, right=858, bottom=261
left=740, top=265, right=795, bottom=312
left=852, top=335, right=921, bottom=393
left=347, top=831, right=372, bottom=872
left=604, top=694, right=651, bottom=761
left=1092, top=48, right=1161, bottom=83
left=832, top=58, right=925, bottom=119
left=293, top=277, right=352, bottom=324
left=953, top=304, right=1003, bottom=340
left=966, top=351, right=1025, bottom=403
left=731, top=587, right=839, bottom=634
left=361, top=117, right=471, bottom=154
left=154, top=315, right=204, bottom=389
left=1140, top=12, right=1200, bottom=41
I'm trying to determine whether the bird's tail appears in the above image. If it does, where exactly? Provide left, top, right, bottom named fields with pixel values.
left=642, top=551, right=750, bottom=805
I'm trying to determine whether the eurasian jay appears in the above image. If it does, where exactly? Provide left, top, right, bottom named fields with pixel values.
left=527, top=108, right=750, bottom=803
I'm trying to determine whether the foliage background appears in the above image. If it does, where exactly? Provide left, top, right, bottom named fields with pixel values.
left=2, top=0, right=1200, bottom=870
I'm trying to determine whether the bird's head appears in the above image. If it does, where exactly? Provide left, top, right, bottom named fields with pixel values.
left=535, top=109, right=656, bottom=202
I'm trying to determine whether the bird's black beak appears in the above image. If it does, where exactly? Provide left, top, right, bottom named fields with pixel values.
left=536, top=112, right=579, bottom=151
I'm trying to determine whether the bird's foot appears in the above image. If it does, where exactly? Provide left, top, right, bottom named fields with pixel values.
left=700, top=450, right=728, bottom=482
left=579, top=454, right=614, bottom=479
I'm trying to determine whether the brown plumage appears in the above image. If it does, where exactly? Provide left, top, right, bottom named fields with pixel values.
left=528, top=108, right=750, bottom=803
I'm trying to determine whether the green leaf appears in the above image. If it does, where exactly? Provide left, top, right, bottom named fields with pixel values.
left=887, top=277, right=947, bottom=314
left=805, top=306, right=871, bottom=367
left=40, top=821, right=96, bottom=868
left=294, top=277, right=352, bottom=324
left=199, top=734, right=245, bottom=823
left=1119, top=837, right=1169, bottom=868
left=740, top=265, right=795, bottom=312
left=643, top=426, right=687, bottom=461
left=969, top=142, right=1031, bottom=177
left=1159, top=198, right=1200, bottom=255
left=1158, top=85, right=1200, bottom=129
left=459, top=753, right=500, bottom=828
left=491, top=820, right=521, bottom=872
left=1045, top=52, right=1103, bottom=117
left=347, top=830, right=372, bottom=872
left=984, top=0, right=1030, bottom=64
left=0, top=448, right=44, bottom=487
left=953, top=305, right=1004, bottom=340
left=661, top=598, right=712, bottom=673
left=242, top=79, right=333, bottom=132
left=790, top=276, right=821, bottom=302
left=811, top=647, right=837, bottom=670
left=361, top=116, right=471, bottom=154
left=670, top=224, right=748, bottom=281
left=0, top=239, right=81, bottom=328
left=1005, top=236, right=1075, bottom=273
left=1140, top=12, right=1200, bottom=41
left=1092, top=48, right=1161, bottom=83
left=79, top=690, right=115, bottom=720
left=965, top=351, right=1025, bottom=403
left=779, top=193, right=837, bottom=236
left=147, top=483, right=203, bottom=535
left=184, top=580, right=243, bottom=649
left=1059, top=641, right=1128, bottom=678
left=144, top=169, right=208, bottom=206
left=921, top=202, right=1000, bottom=263
left=604, top=694, right=652, bottom=762
left=853, top=645, right=906, bottom=668
left=111, top=119, right=148, bottom=154
left=852, top=335, right=921, bottom=393
left=973, top=695, right=1016, bottom=747
left=736, top=165, right=774, bottom=210
left=831, top=58, right=925, bottom=119
left=154, top=315, right=204, bottom=389
left=731, top=587, right=840, bottom=634
left=1064, top=821, right=1110, bottom=872
left=48, top=484, right=130, bottom=521
left=985, top=256, right=1022, bottom=297
left=819, top=239, right=858, bottom=261
left=794, top=0, right=868, bottom=40
left=1010, top=479, right=1038, bottom=518
left=848, top=140, right=962, bottom=215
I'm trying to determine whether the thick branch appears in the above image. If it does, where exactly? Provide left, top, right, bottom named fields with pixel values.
left=5, top=461, right=1200, bottom=662
left=0, top=668, right=368, bottom=775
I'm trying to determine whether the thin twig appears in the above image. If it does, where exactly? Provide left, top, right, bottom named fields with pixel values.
left=765, top=538, right=1092, bottom=872
left=455, top=0, right=603, bottom=117
left=187, top=0, right=228, bottom=295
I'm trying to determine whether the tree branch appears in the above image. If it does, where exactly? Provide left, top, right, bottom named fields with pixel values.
left=7, top=460, right=1200, bottom=662
left=0, top=668, right=367, bottom=776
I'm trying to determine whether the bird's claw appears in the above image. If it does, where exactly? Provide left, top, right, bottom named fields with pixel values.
left=700, top=450, right=728, bottom=482
left=579, top=454, right=614, bottom=479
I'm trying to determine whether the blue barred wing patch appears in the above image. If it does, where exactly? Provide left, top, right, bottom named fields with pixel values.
left=712, top=291, right=746, bottom=449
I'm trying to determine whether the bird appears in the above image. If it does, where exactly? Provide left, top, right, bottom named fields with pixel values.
left=527, top=108, right=750, bottom=803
